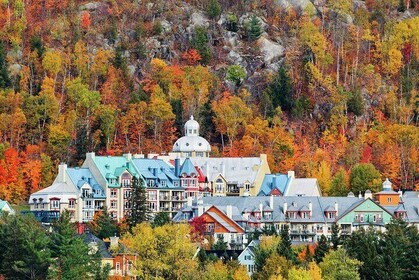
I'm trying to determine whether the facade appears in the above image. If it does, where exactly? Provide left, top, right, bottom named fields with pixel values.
left=173, top=179, right=419, bottom=247
left=237, top=240, right=259, bottom=276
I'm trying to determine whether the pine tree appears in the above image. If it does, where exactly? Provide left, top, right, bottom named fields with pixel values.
left=127, top=176, right=149, bottom=230
left=191, top=27, right=211, bottom=64
left=49, top=211, right=96, bottom=279
left=212, top=234, right=228, bottom=250
left=331, top=223, right=340, bottom=250
left=314, top=234, right=330, bottom=263
left=206, top=0, right=221, bottom=20
left=247, top=15, right=262, bottom=41
left=277, top=223, right=296, bottom=263
left=88, top=207, right=119, bottom=239
left=0, top=42, right=11, bottom=89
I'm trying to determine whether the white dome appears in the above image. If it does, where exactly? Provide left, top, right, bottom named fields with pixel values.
left=184, top=115, right=200, bottom=136
left=173, top=136, right=211, bottom=152
left=172, top=115, right=211, bottom=154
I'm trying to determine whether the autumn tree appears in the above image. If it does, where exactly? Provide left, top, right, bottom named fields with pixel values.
left=349, top=163, right=382, bottom=194
left=319, top=248, right=362, bottom=280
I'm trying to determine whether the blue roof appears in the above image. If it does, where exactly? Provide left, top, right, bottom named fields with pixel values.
left=131, top=158, right=180, bottom=189
left=66, top=168, right=105, bottom=198
left=258, top=174, right=290, bottom=196
left=179, top=158, right=197, bottom=176
left=0, top=199, right=15, bottom=214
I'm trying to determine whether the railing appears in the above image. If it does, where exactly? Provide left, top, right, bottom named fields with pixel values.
left=354, top=218, right=383, bottom=223
left=159, top=196, right=171, bottom=201
left=81, top=193, right=94, bottom=199
left=290, top=229, right=315, bottom=235
left=160, top=207, right=170, bottom=211
left=172, top=196, right=186, bottom=201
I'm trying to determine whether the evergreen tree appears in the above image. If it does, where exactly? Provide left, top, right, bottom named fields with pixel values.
left=206, top=0, right=221, bottom=20
left=49, top=211, right=96, bottom=279
left=329, top=168, right=349, bottom=196
left=0, top=42, right=11, bottom=89
left=331, top=223, right=340, bottom=250
left=127, top=176, right=149, bottom=230
left=314, top=234, right=330, bottom=263
left=197, top=247, right=207, bottom=269
left=191, top=27, right=211, bottom=64
left=347, top=90, right=364, bottom=116
left=151, top=211, right=171, bottom=228
left=0, top=213, right=51, bottom=280
left=212, top=235, right=228, bottom=250
left=265, top=67, right=294, bottom=115
left=247, top=15, right=262, bottom=41
left=88, top=207, right=119, bottom=239
left=262, top=224, right=277, bottom=236
left=277, top=224, right=296, bottom=263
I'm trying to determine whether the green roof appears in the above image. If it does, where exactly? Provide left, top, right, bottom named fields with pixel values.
left=93, top=156, right=138, bottom=185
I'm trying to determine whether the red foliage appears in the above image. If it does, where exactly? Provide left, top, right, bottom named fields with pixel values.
left=182, top=49, right=202, bottom=65
left=190, top=216, right=206, bottom=237
left=81, top=11, right=91, bottom=30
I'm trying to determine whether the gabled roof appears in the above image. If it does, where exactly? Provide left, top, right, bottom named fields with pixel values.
left=336, top=198, right=394, bottom=222
left=131, top=158, right=180, bottom=189
left=179, top=158, right=196, bottom=176
left=0, top=199, right=15, bottom=214
left=258, top=174, right=289, bottom=196
left=93, top=156, right=138, bottom=182
left=29, top=182, right=78, bottom=203
left=66, top=168, right=105, bottom=198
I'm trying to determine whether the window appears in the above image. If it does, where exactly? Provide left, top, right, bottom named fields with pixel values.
left=122, top=179, right=131, bottom=187
left=316, top=225, right=323, bottom=232
left=110, top=212, right=117, bottom=219
left=50, top=200, right=60, bottom=209
left=181, top=179, right=188, bottom=187
left=327, top=212, right=335, bottom=219
left=149, top=202, right=157, bottom=211
left=190, top=179, right=195, bottom=186
left=360, top=215, right=364, bottom=222
left=161, top=180, right=166, bottom=187
left=215, top=179, right=223, bottom=193
left=124, top=201, right=130, bottom=209
left=173, top=181, right=179, bottom=187
left=84, top=200, right=92, bottom=209
left=82, top=189, right=90, bottom=198
left=387, top=197, right=392, bottom=203
left=124, top=190, right=131, bottom=199
left=244, top=183, right=250, bottom=192
left=207, top=223, right=215, bottom=232
left=196, top=152, right=203, bottom=157
left=69, top=199, right=75, bottom=209
left=110, top=189, right=117, bottom=198
left=302, top=212, right=309, bottom=219
left=111, top=200, right=117, bottom=209
left=116, top=262, right=120, bottom=272
left=148, top=191, right=157, bottom=200
left=148, top=179, right=155, bottom=187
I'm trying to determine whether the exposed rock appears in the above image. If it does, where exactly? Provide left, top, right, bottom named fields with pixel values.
left=224, top=31, right=240, bottom=48
left=8, top=63, right=22, bottom=77
left=160, top=20, right=172, bottom=34
left=127, top=65, right=136, bottom=77
left=7, top=49, right=23, bottom=63
left=277, top=0, right=316, bottom=12
left=80, top=2, right=101, bottom=11
left=226, top=50, right=248, bottom=68
left=190, top=12, right=210, bottom=28
left=258, top=36, right=285, bottom=64
left=145, top=38, right=161, bottom=58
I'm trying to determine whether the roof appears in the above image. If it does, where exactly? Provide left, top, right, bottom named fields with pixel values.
left=173, top=115, right=211, bottom=153
left=93, top=156, right=138, bottom=184
left=206, top=211, right=238, bottom=232
left=84, top=233, right=113, bottom=259
left=286, top=178, right=321, bottom=196
left=0, top=199, right=15, bottom=214
left=258, top=174, right=289, bottom=196
left=131, top=158, right=180, bottom=189
left=186, top=157, right=264, bottom=186
left=29, top=182, right=78, bottom=203
left=179, top=158, right=197, bottom=176
left=66, top=168, right=105, bottom=198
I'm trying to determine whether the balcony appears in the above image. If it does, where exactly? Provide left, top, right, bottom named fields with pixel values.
left=159, top=196, right=171, bottom=201
left=81, top=193, right=94, bottom=199
left=171, top=196, right=186, bottom=201
left=290, top=229, right=316, bottom=235
left=354, top=217, right=383, bottom=224
left=159, top=207, right=170, bottom=211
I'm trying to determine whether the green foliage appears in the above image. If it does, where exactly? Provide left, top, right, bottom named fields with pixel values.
left=49, top=211, right=97, bottom=280
left=277, top=224, right=296, bottom=263
left=192, top=27, right=211, bottom=65
left=265, top=67, right=294, bottom=114
left=206, top=0, right=222, bottom=20
left=349, top=163, right=382, bottom=194
left=153, top=20, right=163, bottom=35
left=212, top=235, right=228, bottom=250
left=29, top=35, right=45, bottom=57
left=0, top=213, right=51, bottom=280
left=151, top=211, right=171, bottom=228
left=226, top=14, right=238, bottom=32
left=314, top=235, right=330, bottom=264
left=330, top=223, right=340, bottom=250
left=329, top=168, right=349, bottom=196
left=319, top=248, right=362, bottom=280
left=247, top=15, right=262, bottom=41
left=127, top=177, right=149, bottom=230
left=88, top=207, right=120, bottom=239
left=347, top=91, right=364, bottom=116
left=0, top=42, right=10, bottom=89
left=226, top=65, right=246, bottom=87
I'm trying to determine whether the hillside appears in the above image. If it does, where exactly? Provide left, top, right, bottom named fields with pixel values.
left=0, top=0, right=418, bottom=203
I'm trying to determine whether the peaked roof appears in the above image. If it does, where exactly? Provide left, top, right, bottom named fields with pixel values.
left=258, top=174, right=289, bottom=196
left=93, top=156, right=138, bottom=181
left=336, top=198, right=394, bottom=222
left=0, top=199, right=15, bottom=214
left=66, top=168, right=105, bottom=198
left=131, top=158, right=180, bottom=189
left=180, top=158, right=197, bottom=176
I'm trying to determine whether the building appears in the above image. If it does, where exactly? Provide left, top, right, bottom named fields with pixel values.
left=0, top=199, right=14, bottom=215
left=172, top=115, right=211, bottom=158
left=173, top=179, right=419, bottom=247
left=258, top=171, right=322, bottom=197
left=238, top=240, right=259, bottom=276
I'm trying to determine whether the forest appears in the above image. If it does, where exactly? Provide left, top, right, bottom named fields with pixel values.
left=0, top=0, right=418, bottom=203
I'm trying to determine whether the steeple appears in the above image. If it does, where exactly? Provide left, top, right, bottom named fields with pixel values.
left=184, top=115, right=200, bottom=136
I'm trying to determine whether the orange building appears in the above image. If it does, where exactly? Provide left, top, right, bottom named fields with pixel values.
left=375, top=178, right=401, bottom=206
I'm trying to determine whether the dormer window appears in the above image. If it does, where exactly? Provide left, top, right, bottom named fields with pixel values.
left=173, top=181, right=179, bottom=187
left=148, top=179, right=155, bottom=187
left=244, top=183, right=250, bottom=192
left=326, top=212, right=336, bottom=219
left=161, top=180, right=166, bottom=187
left=396, top=212, right=406, bottom=219
left=287, top=211, right=297, bottom=219
left=301, top=211, right=310, bottom=219
left=50, top=199, right=60, bottom=209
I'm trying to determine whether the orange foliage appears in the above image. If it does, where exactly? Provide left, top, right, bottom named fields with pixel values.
left=182, top=49, right=202, bottom=65
left=81, top=11, right=91, bottom=30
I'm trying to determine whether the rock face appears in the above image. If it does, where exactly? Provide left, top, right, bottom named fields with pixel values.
left=258, top=37, right=285, bottom=64
left=277, top=0, right=316, bottom=11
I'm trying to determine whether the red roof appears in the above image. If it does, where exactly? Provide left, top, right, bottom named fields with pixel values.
left=195, top=165, right=206, bottom=183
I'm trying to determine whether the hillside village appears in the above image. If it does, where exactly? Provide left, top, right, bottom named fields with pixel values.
left=0, top=0, right=419, bottom=279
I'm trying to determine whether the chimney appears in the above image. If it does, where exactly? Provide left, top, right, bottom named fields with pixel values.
left=259, top=203, right=263, bottom=214
left=358, top=191, right=362, bottom=198
left=187, top=196, right=193, bottom=207
left=175, top=158, right=180, bottom=177
left=226, top=205, right=233, bottom=219
left=309, top=201, right=312, bottom=217
left=283, top=202, right=287, bottom=214
left=110, top=235, right=119, bottom=248
left=398, top=190, right=403, bottom=197
left=197, top=198, right=204, bottom=216
left=86, top=152, right=95, bottom=160
left=58, top=163, right=67, bottom=183
left=272, top=175, right=277, bottom=190
left=334, top=202, right=338, bottom=216
left=270, top=195, right=274, bottom=209
left=364, top=190, right=372, bottom=200
left=124, top=153, right=132, bottom=161
left=287, top=171, right=295, bottom=178
left=221, top=161, right=225, bottom=177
